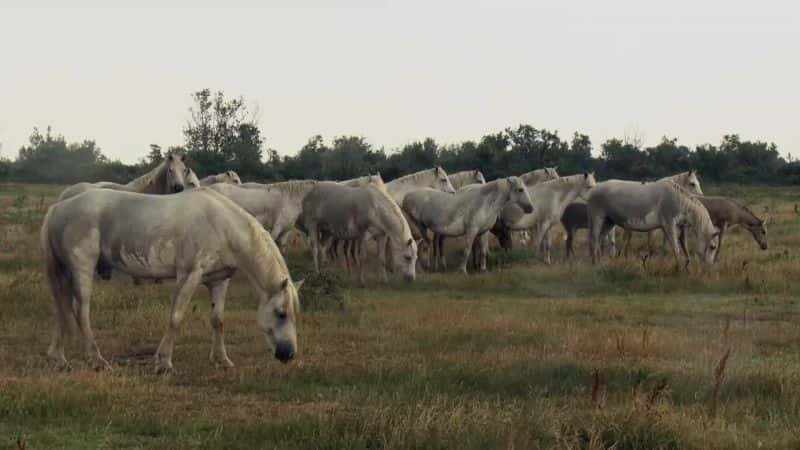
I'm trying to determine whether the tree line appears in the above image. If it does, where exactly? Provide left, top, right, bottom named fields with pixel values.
left=2, top=89, right=798, bottom=185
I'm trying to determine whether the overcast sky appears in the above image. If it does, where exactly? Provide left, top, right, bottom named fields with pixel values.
left=1, top=0, right=798, bottom=162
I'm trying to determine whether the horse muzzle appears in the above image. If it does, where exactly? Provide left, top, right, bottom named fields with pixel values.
left=522, top=205, right=534, bottom=214
left=403, top=273, right=416, bottom=283
left=274, top=343, right=295, bottom=364
left=760, top=243, right=768, bottom=250
left=173, top=184, right=185, bottom=193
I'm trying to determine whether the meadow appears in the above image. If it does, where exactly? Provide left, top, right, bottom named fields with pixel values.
left=1, top=183, right=799, bottom=449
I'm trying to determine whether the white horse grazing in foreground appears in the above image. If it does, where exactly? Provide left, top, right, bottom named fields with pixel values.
left=58, top=154, right=191, bottom=201
left=498, top=173, right=596, bottom=264
left=302, top=182, right=419, bottom=285
left=587, top=180, right=720, bottom=266
left=41, top=188, right=303, bottom=373
left=403, top=177, right=534, bottom=274
left=240, top=180, right=320, bottom=251
left=200, top=170, right=242, bottom=186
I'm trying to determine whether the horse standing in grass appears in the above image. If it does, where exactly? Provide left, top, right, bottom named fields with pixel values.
left=497, top=173, right=596, bottom=264
left=620, top=171, right=704, bottom=255
left=403, top=177, right=534, bottom=274
left=41, top=188, right=303, bottom=373
left=302, top=182, right=418, bottom=286
left=587, top=180, right=720, bottom=266
left=57, top=154, right=191, bottom=201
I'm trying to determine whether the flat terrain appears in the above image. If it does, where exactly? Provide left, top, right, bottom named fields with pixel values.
left=1, top=183, right=799, bottom=449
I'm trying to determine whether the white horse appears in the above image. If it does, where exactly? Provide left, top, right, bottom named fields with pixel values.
left=587, top=180, right=719, bottom=266
left=498, top=173, right=596, bottom=264
left=403, top=177, right=534, bottom=274
left=620, top=171, right=703, bottom=255
left=41, top=188, right=303, bottom=372
left=302, top=182, right=418, bottom=285
left=447, top=170, right=486, bottom=190
left=492, top=167, right=560, bottom=250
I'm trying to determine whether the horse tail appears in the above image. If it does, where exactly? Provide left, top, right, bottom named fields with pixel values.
left=41, top=206, right=78, bottom=333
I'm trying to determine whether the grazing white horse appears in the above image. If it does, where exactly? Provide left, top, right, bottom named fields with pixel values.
left=41, top=188, right=303, bottom=372
left=302, top=182, right=418, bottom=285
left=200, top=170, right=242, bottom=186
left=498, top=173, right=597, bottom=264
left=403, top=177, right=534, bottom=274
left=587, top=180, right=720, bottom=266
left=58, top=154, right=191, bottom=201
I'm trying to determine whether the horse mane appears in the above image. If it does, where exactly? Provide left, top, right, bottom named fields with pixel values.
left=199, top=188, right=298, bottom=313
left=262, top=180, right=318, bottom=196
left=665, top=181, right=715, bottom=234
left=126, top=160, right=167, bottom=190
left=388, top=168, right=437, bottom=186
left=367, top=184, right=412, bottom=242
left=448, top=171, right=480, bottom=189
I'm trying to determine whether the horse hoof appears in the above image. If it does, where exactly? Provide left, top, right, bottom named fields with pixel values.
left=92, top=359, right=112, bottom=372
left=210, top=354, right=235, bottom=369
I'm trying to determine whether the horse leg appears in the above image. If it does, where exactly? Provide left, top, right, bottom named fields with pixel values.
left=438, top=235, right=447, bottom=271
left=678, top=226, right=690, bottom=259
left=459, top=229, right=479, bottom=275
left=45, top=259, right=74, bottom=369
left=622, top=229, right=632, bottom=257
left=589, top=216, right=604, bottom=264
left=70, top=265, right=110, bottom=371
left=715, top=223, right=727, bottom=263
left=155, top=266, right=204, bottom=373
left=607, top=227, right=618, bottom=257
left=479, top=232, right=489, bottom=272
left=308, top=224, right=321, bottom=273
left=531, top=223, right=553, bottom=264
left=377, top=236, right=390, bottom=283
left=663, top=224, right=687, bottom=270
left=207, top=279, right=234, bottom=368
left=565, top=228, right=575, bottom=260
left=357, top=237, right=368, bottom=287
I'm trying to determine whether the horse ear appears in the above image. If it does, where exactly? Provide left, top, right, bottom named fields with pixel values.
left=281, top=278, right=289, bottom=290
left=180, top=154, right=186, bottom=162
left=583, top=172, right=588, bottom=178
left=294, top=279, right=304, bottom=292
left=168, top=154, right=174, bottom=162
left=407, top=238, right=413, bottom=246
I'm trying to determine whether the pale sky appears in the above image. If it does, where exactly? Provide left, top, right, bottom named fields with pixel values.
left=1, top=0, right=798, bottom=163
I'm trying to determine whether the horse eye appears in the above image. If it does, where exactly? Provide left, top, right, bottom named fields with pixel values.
left=275, top=311, right=287, bottom=320
left=405, top=255, right=413, bottom=261
left=517, top=188, right=524, bottom=193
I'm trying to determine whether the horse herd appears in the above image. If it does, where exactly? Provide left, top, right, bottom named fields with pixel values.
left=39, top=153, right=769, bottom=373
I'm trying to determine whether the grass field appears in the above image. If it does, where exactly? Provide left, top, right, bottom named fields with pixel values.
left=1, top=183, right=800, bottom=449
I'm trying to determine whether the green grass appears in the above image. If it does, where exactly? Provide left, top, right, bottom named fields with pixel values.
left=2, top=183, right=800, bottom=449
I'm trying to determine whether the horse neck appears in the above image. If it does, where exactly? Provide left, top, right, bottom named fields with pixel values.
left=678, top=191, right=714, bottom=235
left=732, top=202, right=760, bottom=227
left=269, top=182, right=317, bottom=203
left=222, top=199, right=290, bottom=294
left=387, top=170, right=435, bottom=194
left=479, top=180, right=510, bottom=214
left=370, top=189, right=410, bottom=243
left=520, top=170, right=547, bottom=185
left=548, top=176, right=584, bottom=205
left=448, top=172, right=473, bottom=190
left=127, top=162, right=167, bottom=194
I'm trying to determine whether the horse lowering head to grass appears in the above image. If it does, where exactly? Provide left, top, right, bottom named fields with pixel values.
left=41, top=187, right=303, bottom=373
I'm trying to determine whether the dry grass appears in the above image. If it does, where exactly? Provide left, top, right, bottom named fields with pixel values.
left=1, top=182, right=800, bottom=449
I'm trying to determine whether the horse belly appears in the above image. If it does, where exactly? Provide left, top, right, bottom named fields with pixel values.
left=105, top=239, right=178, bottom=279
